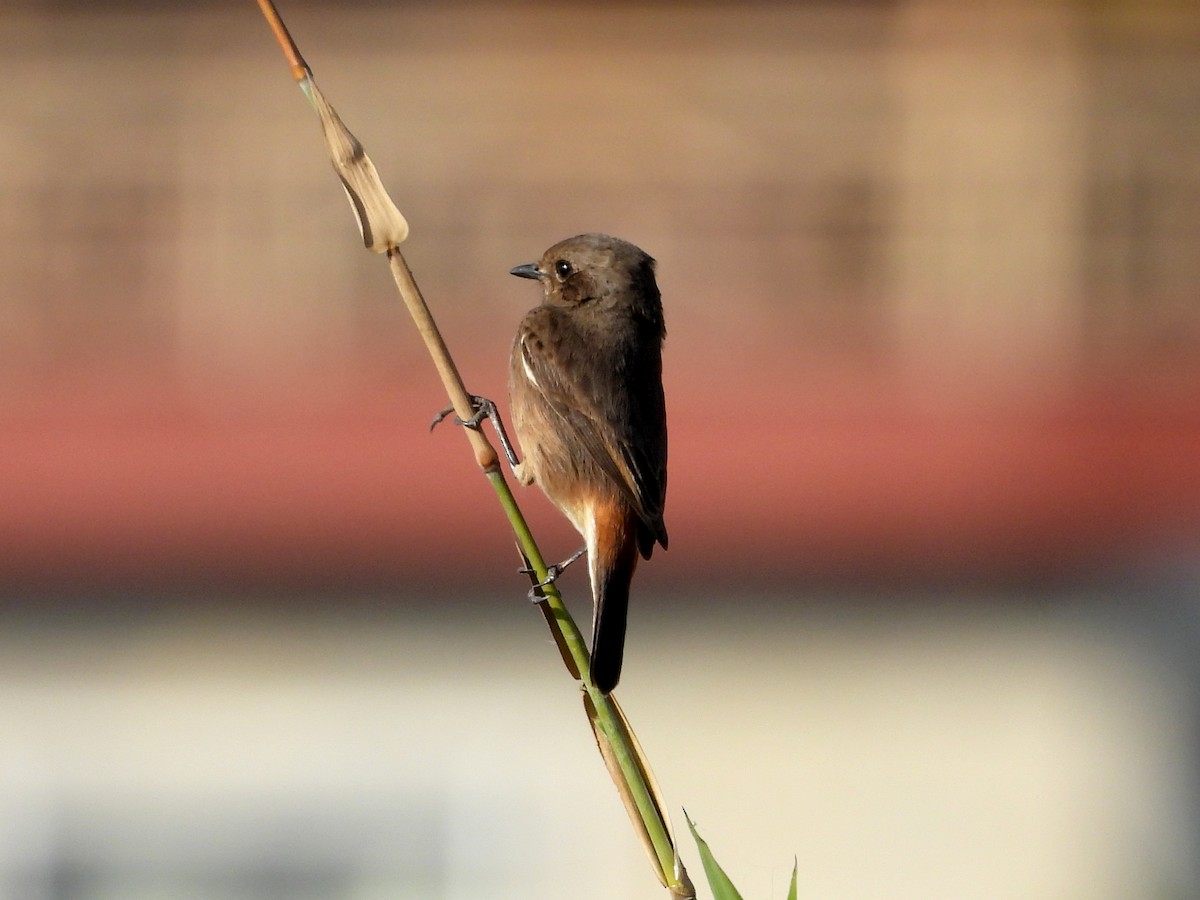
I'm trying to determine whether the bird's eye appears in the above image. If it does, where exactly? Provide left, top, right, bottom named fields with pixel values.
left=554, top=259, right=572, bottom=279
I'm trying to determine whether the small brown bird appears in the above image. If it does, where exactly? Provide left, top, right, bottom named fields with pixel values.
left=508, top=233, right=668, bottom=694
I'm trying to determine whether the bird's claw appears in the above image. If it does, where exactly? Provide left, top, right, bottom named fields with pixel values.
left=518, top=546, right=586, bottom=602
left=429, top=395, right=496, bottom=432
left=429, top=395, right=521, bottom=469
left=520, top=563, right=563, bottom=603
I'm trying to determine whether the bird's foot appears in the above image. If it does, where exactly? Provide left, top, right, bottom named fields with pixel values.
left=429, top=394, right=520, bottom=468
left=429, top=394, right=493, bottom=431
left=520, top=546, right=587, bottom=602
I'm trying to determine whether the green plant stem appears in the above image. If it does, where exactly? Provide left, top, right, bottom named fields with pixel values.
left=488, top=447, right=681, bottom=892
left=594, top=694, right=679, bottom=881
left=252, top=4, right=689, bottom=887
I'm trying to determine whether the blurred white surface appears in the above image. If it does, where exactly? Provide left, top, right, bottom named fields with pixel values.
left=0, top=596, right=1190, bottom=899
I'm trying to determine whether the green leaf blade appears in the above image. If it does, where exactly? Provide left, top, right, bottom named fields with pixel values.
left=685, top=812, right=744, bottom=900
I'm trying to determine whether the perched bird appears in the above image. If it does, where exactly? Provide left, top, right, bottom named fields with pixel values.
left=507, top=233, right=668, bottom=694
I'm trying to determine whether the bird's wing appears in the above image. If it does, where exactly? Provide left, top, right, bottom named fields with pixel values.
left=616, top=409, right=668, bottom=550
left=517, top=321, right=665, bottom=541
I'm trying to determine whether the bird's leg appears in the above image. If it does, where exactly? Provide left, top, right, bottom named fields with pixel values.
left=520, top=545, right=587, bottom=602
left=430, top=394, right=520, bottom=469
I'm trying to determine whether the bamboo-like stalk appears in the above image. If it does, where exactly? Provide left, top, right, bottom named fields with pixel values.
left=252, top=2, right=693, bottom=896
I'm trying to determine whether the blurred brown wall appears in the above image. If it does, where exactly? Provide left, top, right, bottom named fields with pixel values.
left=1, top=1, right=1198, bottom=591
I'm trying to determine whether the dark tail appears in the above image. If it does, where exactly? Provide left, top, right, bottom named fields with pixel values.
left=590, top=528, right=639, bottom=695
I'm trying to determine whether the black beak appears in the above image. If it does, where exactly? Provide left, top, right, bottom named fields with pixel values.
left=509, top=262, right=541, bottom=280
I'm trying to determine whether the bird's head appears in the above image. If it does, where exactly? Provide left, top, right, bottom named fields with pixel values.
left=510, top=233, right=660, bottom=321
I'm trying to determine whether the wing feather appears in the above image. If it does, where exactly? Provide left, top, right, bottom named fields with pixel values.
left=518, top=320, right=667, bottom=551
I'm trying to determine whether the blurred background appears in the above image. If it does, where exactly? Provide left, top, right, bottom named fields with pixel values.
left=1, top=0, right=1199, bottom=897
